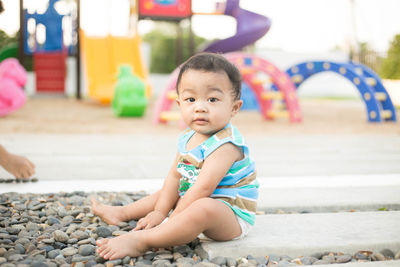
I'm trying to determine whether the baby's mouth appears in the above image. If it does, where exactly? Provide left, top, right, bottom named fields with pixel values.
left=193, top=118, right=208, bottom=124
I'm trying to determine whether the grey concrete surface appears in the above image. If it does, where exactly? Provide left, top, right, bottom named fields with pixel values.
left=2, top=175, right=400, bottom=214
left=1, top=134, right=400, bottom=179
left=202, top=211, right=400, bottom=259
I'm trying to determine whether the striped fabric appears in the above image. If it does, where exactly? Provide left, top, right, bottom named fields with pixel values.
left=177, top=123, right=258, bottom=225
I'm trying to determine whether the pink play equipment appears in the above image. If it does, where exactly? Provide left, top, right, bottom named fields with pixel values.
left=0, top=58, right=27, bottom=117
left=225, top=52, right=302, bottom=123
left=153, top=52, right=302, bottom=124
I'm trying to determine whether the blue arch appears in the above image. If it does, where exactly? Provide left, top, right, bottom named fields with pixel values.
left=286, top=61, right=395, bottom=122
left=346, top=62, right=396, bottom=121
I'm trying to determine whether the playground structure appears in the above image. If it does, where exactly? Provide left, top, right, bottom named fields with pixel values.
left=153, top=0, right=302, bottom=125
left=152, top=0, right=397, bottom=125
left=286, top=61, right=397, bottom=122
left=80, top=31, right=150, bottom=104
left=0, top=58, right=27, bottom=116
left=23, top=0, right=69, bottom=94
left=112, top=65, right=147, bottom=117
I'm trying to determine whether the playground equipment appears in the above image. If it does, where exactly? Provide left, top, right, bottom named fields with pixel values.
left=24, top=0, right=70, bottom=93
left=0, top=58, right=27, bottom=116
left=286, top=61, right=397, bottom=122
left=112, top=65, right=147, bottom=117
left=203, top=0, right=271, bottom=53
left=226, top=53, right=301, bottom=122
left=80, top=31, right=150, bottom=104
left=153, top=52, right=302, bottom=124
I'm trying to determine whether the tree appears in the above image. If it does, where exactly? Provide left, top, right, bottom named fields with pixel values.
left=380, top=34, right=400, bottom=79
left=143, top=22, right=206, bottom=74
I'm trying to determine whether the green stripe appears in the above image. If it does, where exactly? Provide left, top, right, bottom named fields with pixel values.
left=218, top=200, right=255, bottom=225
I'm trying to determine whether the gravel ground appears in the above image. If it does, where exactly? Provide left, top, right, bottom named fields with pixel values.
left=1, top=191, right=400, bottom=267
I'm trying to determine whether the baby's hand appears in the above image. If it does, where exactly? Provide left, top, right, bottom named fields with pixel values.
left=2, top=153, right=35, bottom=179
left=134, top=210, right=165, bottom=231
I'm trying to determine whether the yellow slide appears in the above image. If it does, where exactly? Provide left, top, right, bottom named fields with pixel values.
left=80, top=31, right=151, bottom=104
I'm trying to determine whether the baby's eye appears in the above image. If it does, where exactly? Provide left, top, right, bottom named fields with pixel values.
left=208, top=97, right=218, bottom=103
left=185, top=97, right=195, bottom=103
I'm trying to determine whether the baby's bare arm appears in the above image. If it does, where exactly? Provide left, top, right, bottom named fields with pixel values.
left=0, top=145, right=35, bottom=179
left=171, top=143, right=241, bottom=216
left=134, top=153, right=181, bottom=230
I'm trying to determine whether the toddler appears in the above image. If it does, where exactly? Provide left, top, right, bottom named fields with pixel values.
left=93, top=52, right=258, bottom=260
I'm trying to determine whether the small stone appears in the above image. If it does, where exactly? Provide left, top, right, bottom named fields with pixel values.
left=0, top=247, right=7, bottom=256
left=122, top=256, right=131, bottom=265
left=85, top=260, right=98, bottom=267
left=77, top=238, right=93, bottom=245
left=96, top=227, right=112, bottom=238
left=78, top=244, right=95, bottom=256
left=395, top=251, right=400, bottom=260
left=380, top=249, right=395, bottom=259
left=105, top=259, right=122, bottom=266
left=373, top=253, right=386, bottom=261
left=226, top=257, right=237, bottom=267
left=41, top=238, right=55, bottom=244
left=354, top=252, right=369, bottom=260
left=62, top=247, right=78, bottom=257
left=194, top=245, right=208, bottom=260
left=68, top=238, right=78, bottom=244
left=48, top=250, right=62, bottom=259
left=321, top=255, right=335, bottom=263
left=211, top=256, right=226, bottom=266
left=15, top=243, right=26, bottom=254
left=112, top=230, right=127, bottom=236
left=47, top=216, right=61, bottom=225
left=336, top=254, right=352, bottom=263
left=71, top=230, right=89, bottom=240
left=72, top=255, right=96, bottom=262
left=53, top=230, right=69, bottom=243
left=8, top=254, right=25, bottom=262
left=75, top=262, right=85, bottom=267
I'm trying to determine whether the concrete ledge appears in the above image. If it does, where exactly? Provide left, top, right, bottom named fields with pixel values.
left=201, top=211, right=400, bottom=259
left=296, top=261, right=400, bottom=267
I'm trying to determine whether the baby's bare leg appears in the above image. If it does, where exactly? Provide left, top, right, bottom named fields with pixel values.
left=91, top=190, right=160, bottom=225
left=97, top=198, right=241, bottom=259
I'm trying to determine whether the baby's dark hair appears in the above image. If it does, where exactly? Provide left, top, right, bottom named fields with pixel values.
left=176, top=53, right=242, bottom=100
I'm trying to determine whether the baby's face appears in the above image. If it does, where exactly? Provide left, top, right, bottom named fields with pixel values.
left=177, top=69, right=242, bottom=136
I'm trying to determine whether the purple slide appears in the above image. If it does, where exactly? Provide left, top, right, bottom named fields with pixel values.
left=203, top=0, right=271, bottom=53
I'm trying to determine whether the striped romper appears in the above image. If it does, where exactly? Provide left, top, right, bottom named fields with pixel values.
left=177, top=123, right=258, bottom=227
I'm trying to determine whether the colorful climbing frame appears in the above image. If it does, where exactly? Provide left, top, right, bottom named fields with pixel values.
left=286, top=61, right=397, bottom=122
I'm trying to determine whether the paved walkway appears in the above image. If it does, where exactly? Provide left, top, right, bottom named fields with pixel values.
left=1, top=134, right=400, bottom=179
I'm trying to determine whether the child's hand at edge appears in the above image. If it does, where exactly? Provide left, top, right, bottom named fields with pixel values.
left=134, top=210, right=166, bottom=231
left=1, top=152, right=35, bottom=179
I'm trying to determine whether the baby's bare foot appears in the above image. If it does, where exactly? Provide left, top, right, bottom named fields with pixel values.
left=91, top=198, right=126, bottom=225
left=96, top=231, right=148, bottom=260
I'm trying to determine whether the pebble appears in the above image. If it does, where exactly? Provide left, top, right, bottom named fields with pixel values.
left=53, top=230, right=69, bottom=243
left=96, top=227, right=112, bottom=238
left=335, top=254, right=352, bottom=263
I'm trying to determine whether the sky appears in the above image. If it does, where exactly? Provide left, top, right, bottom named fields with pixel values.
left=0, top=0, right=399, bottom=53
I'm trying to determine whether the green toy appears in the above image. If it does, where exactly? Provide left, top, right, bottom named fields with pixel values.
left=112, top=65, right=147, bottom=117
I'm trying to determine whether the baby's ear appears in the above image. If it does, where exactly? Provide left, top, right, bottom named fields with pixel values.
left=232, top=99, right=243, bottom=115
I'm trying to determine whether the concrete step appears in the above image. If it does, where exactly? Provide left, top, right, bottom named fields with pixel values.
left=201, top=211, right=400, bottom=260
left=2, top=175, right=399, bottom=214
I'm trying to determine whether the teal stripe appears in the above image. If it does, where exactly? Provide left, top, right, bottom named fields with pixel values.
left=218, top=200, right=255, bottom=225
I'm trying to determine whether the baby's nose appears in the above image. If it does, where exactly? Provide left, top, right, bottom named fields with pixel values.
left=194, top=101, right=207, bottom=112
